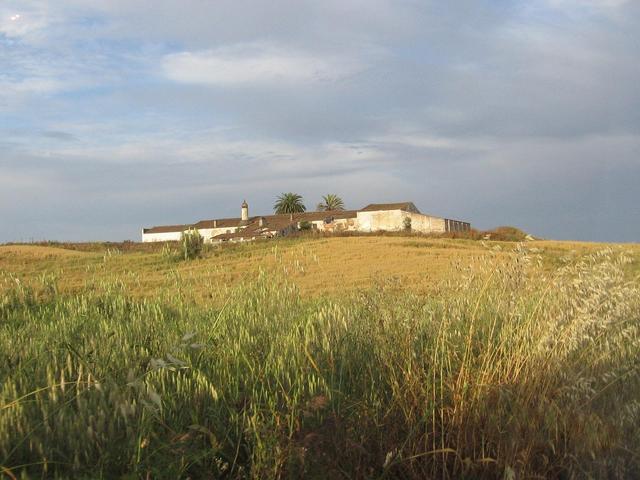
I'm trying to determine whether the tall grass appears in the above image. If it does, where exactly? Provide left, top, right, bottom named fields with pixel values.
left=0, top=247, right=638, bottom=478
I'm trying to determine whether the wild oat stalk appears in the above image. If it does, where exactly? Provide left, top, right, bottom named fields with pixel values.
left=0, top=247, right=638, bottom=478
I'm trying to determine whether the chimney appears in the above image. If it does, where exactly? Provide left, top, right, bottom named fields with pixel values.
left=241, top=200, right=249, bottom=221
left=213, top=220, right=217, bottom=228
left=259, top=217, right=266, bottom=227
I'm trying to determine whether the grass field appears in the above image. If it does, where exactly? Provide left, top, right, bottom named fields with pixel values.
left=1, top=235, right=639, bottom=478
left=2, top=235, right=638, bottom=302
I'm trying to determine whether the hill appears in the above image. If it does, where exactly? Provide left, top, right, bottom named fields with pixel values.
left=1, top=235, right=639, bottom=478
left=1, top=235, right=638, bottom=303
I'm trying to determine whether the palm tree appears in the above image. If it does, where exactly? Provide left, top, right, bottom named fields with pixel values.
left=274, top=193, right=306, bottom=214
left=316, top=194, right=345, bottom=211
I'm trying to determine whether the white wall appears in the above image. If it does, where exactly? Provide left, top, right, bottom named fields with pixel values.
left=198, top=227, right=241, bottom=243
left=142, top=209, right=454, bottom=242
left=356, top=210, right=404, bottom=232
left=142, top=226, right=245, bottom=243
left=355, top=210, right=446, bottom=233
left=408, top=212, right=446, bottom=233
left=141, top=231, right=183, bottom=242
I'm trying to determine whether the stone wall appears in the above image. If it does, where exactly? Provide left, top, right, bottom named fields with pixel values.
left=311, top=217, right=358, bottom=233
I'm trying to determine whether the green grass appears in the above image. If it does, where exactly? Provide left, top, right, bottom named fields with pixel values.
left=1, top=245, right=639, bottom=479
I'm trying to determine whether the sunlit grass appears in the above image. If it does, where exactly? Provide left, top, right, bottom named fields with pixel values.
left=1, top=243, right=639, bottom=478
left=2, top=237, right=638, bottom=304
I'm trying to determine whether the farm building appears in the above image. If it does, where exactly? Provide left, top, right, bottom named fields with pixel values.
left=142, top=201, right=470, bottom=243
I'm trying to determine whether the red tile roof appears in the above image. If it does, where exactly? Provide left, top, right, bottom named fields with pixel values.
left=142, top=224, right=190, bottom=234
left=194, top=218, right=240, bottom=229
left=360, top=202, right=420, bottom=213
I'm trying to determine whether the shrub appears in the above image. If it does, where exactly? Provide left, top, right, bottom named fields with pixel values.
left=403, top=216, right=412, bottom=231
left=483, top=226, right=530, bottom=241
left=299, top=220, right=312, bottom=231
left=160, top=242, right=179, bottom=263
left=181, top=228, right=203, bottom=260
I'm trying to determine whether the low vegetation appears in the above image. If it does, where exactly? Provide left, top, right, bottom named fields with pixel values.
left=181, top=228, right=204, bottom=261
left=5, top=234, right=634, bottom=305
left=0, top=238, right=639, bottom=478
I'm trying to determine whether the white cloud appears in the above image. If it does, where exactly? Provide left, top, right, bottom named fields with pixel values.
left=542, top=0, right=633, bottom=19
left=162, top=42, right=366, bottom=87
left=547, top=0, right=630, bottom=9
left=48, top=132, right=380, bottom=174
left=0, top=76, right=61, bottom=96
left=0, top=1, right=52, bottom=41
left=371, top=133, right=461, bottom=150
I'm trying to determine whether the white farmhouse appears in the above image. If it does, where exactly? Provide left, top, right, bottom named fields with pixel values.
left=142, top=201, right=470, bottom=243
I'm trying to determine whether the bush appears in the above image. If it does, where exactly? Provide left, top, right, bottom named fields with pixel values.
left=483, top=226, right=530, bottom=241
left=403, top=216, right=412, bottom=231
left=299, top=221, right=312, bottom=231
left=180, top=228, right=203, bottom=260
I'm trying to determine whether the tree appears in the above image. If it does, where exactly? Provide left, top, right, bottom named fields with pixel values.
left=316, top=194, right=345, bottom=211
left=274, top=193, right=306, bottom=214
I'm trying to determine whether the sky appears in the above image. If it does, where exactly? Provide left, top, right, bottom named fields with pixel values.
left=1, top=0, right=638, bottom=243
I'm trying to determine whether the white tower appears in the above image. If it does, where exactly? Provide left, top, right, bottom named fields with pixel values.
left=241, top=200, right=249, bottom=221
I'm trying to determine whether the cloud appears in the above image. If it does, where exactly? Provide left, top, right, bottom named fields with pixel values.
left=546, top=0, right=631, bottom=11
left=40, top=130, right=78, bottom=141
left=1, top=0, right=639, bottom=242
left=54, top=0, right=421, bottom=52
left=0, top=76, right=61, bottom=98
left=162, top=42, right=366, bottom=87
left=0, top=3, right=49, bottom=40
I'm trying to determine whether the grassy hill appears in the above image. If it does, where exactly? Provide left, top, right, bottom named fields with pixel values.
left=1, top=235, right=639, bottom=479
left=2, top=235, right=638, bottom=302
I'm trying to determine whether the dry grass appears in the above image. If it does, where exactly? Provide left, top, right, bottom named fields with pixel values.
left=2, top=237, right=638, bottom=305
left=1, top=243, right=639, bottom=478
left=0, top=245, right=87, bottom=258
